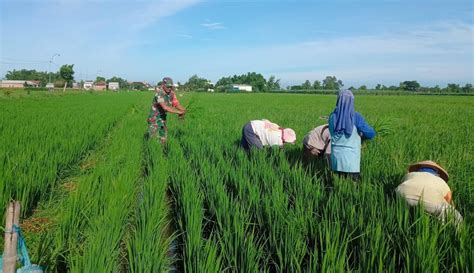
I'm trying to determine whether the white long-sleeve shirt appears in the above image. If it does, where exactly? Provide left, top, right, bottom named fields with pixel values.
left=250, top=119, right=283, bottom=147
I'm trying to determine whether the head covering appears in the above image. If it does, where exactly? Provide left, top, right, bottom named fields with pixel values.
left=417, top=167, right=439, bottom=176
left=332, top=90, right=355, bottom=137
left=162, top=77, right=173, bottom=88
left=282, top=128, right=296, bottom=143
left=408, top=160, right=449, bottom=182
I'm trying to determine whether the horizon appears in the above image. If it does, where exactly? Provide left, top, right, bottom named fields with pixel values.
left=1, top=0, right=473, bottom=88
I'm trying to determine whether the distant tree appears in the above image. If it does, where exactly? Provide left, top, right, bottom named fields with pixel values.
left=5, top=69, right=59, bottom=87
left=54, top=79, right=66, bottom=88
left=375, top=84, right=382, bottom=90
left=388, top=85, right=398, bottom=90
left=96, top=76, right=106, bottom=83
left=400, top=80, right=420, bottom=91
left=107, top=76, right=129, bottom=90
left=130, top=82, right=147, bottom=91
left=462, top=83, right=473, bottom=93
left=348, top=86, right=356, bottom=91
left=243, top=72, right=267, bottom=91
left=446, top=83, right=460, bottom=93
left=182, top=75, right=211, bottom=91
left=358, top=85, right=367, bottom=90
left=59, top=64, right=75, bottom=91
left=267, top=75, right=281, bottom=90
left=312, top=80, right=321, bottom=90
left=215, top=72, right=268, bottom=92
left=290, top=85, right=302, bottom=90
left=302, top=80, right=312, bottom=90
left=322, top=76, right=343, bottom=90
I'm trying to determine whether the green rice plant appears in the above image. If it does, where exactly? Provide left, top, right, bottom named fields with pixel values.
left=168, top=138, right=223, bottom=273
left=0, top=93, right=144, bottom=220
left=1, top=92, right=472, bottom=272
left=370, top=117, right=394, bottom=137
left=126, top=140, right=174, bottom=272
left=67, top=104, right=144, bottom=272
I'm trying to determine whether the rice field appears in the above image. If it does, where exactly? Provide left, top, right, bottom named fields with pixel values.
left=1, top=91, right=472, bottom=272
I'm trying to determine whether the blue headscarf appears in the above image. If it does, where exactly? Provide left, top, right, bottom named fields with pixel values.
left=332, top=89, right=355, bottom=137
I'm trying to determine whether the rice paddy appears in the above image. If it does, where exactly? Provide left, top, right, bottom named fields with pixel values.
left=1, top=91, right=472, bottom=272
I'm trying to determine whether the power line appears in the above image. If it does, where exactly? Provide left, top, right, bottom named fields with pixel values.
left=0, top=61, right=49, bottom=65
left=0, top=57, right=49, bottom=63
left=0, top=57, right=47, bottom=62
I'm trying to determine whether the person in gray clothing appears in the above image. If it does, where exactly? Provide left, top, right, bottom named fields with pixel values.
left=302, top=124, right=331, bottom=165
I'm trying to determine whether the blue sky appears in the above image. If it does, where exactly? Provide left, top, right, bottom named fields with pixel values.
left=1, top=0, right=473, bottom=87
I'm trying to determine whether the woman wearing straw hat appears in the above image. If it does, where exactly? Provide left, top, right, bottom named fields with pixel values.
left=241, top=119, right=296, bottom=151
left=396, top=160, right=463, bottom=224
left=328, top=90, right=376, bottom=181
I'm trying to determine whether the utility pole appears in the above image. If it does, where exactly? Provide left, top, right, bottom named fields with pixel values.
left=47, top=53, right=60, bottom=90
left=96, top=69, right=102, bottom=82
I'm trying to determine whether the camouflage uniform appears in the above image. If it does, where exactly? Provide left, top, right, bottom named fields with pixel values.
left=147, top=89, right=179, bottom=139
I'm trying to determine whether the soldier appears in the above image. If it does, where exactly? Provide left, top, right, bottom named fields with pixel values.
left=147, top=77, right=186, bottom=143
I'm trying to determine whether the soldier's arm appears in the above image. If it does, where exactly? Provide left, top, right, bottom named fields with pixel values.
left=174, top=101, right=186, bottom=113
left=171, top=95, right=186, bottom=113
left=159, top=102, right=184, bottom=114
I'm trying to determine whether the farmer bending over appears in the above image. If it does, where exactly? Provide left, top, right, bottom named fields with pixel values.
left=328, top=90, right=375, bottom=181
left=303, top=124, right=331, bottom=165
left=396, top=160, right=463, bottom=225
left=241, top=119, right=296, bottom=151
left=147, top=77, right=186, bottom=144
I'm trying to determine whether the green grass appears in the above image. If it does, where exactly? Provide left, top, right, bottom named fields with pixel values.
left=1, top=92, right=472, bottom=272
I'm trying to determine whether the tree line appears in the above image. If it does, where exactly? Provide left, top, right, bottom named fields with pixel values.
left=4, top=68, right=131, bottom=89
left=289, top=78, right=473, bottom=93
left=3, top=68, right=473, bottom=93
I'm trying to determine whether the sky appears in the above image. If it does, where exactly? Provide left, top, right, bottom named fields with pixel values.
left=0, top=0, right=473, bottom=88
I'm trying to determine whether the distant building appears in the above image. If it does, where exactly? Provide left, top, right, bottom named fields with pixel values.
left=83, top=81, right=94, bottom=90
left=231, top=84, right=252, bottom=92
left=0, top=80, right=39, bottom=88
left=108, top=82, right=120, bottom=90
left=72, top=82, right=81, bottom=89
left=94, top=81, right=107, bottom=91
left=207, top=81, right=214, bottom=92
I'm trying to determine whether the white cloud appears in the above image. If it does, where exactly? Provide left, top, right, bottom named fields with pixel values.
left=170, top=21, right=473, bottom=86
left=129, top=0, right=202, bottom=30
left=178, top=34, right=193, bottom=39
left=0, top=0, right=203, bottom=81
left=201, top=21, right=226, bottom=30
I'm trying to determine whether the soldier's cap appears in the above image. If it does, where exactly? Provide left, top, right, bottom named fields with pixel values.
left=162, top=77, right=173, bottom=87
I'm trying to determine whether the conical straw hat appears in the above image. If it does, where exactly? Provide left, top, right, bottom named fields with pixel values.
left=408, top=160, right=449, bottom=182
